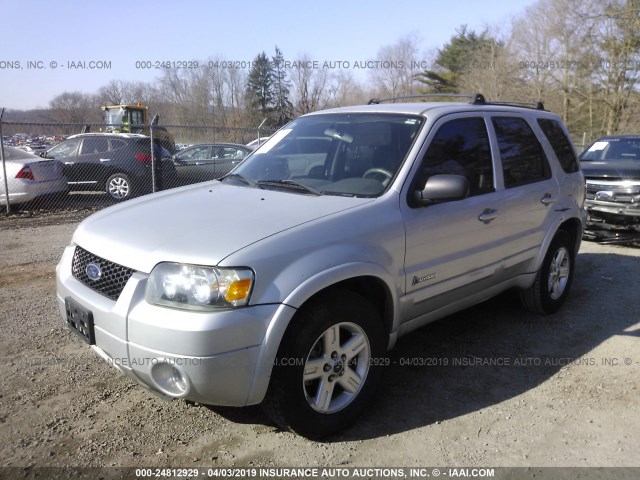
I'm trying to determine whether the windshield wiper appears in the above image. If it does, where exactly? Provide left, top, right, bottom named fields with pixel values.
left=257, top=180, right=323, bottom=196
left=220, top=173, right=261, bottom=188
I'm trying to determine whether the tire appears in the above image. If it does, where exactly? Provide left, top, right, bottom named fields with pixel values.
left=106, top=173, right=133, bottom=201
left=520, top=230, right=575, bottom=314
left=263, top=290, right=386, bottom=438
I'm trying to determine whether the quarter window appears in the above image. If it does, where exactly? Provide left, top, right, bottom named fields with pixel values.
left=537, top=119, right=579, bottom=173
left=416, top=117, right=494, bottom=197
left=492, top=117, right=551, bottom=188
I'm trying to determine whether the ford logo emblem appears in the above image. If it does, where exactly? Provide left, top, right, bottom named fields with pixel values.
left=595, top=190, right=614, bottom=201
left=86, top=263, right=102, bottom=281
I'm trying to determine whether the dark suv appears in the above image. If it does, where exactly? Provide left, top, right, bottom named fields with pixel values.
left=44, top=133, right=177, bottom=201
left=580, top=135, right=640, bottom=243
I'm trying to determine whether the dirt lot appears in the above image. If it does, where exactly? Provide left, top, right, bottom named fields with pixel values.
left=0, top=212, right=639, bottom=472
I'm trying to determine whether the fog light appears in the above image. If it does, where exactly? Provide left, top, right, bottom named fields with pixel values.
left=150, top=361, right=189, bottom=397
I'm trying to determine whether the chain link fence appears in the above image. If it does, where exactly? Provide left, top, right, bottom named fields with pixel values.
left=0, top=114, right=275, bottom=216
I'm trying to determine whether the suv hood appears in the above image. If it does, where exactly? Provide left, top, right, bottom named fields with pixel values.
left=581, top=160, right=640, bottom=178
left=73, top=182, right=373, bottom=273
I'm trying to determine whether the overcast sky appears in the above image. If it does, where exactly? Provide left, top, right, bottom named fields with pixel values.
left=0, top=0, right=536, bottom=110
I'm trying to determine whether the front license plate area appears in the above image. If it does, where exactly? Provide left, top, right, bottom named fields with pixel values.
left=65, top=297, right=95, bottom=345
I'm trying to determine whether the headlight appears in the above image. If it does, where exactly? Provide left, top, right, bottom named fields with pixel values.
left=146, top=263, right=254, bottom=310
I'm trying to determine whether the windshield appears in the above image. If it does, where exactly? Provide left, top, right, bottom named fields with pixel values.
left=229, top=113, right=424, bottom=197
left=580, top=137, right=640, bottom=162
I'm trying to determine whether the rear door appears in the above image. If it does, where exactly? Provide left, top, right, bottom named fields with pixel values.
left=487, top=115, right=560, bottom=271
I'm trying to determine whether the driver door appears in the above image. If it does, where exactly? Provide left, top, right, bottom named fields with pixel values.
left=400, top=114, right=507, bottom=322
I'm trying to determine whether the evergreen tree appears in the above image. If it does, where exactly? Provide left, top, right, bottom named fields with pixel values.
left=271, top=46, right=294, bottom=126
left=246, top=52, right=274, bottom=118
left=417, top=26, right=498, bottom=94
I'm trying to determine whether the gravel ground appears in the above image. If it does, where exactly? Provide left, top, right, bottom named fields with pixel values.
left=0, top=212, right=639, bottom=472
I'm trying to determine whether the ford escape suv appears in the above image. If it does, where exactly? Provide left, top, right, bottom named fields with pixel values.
left=56, top=94, right=586, bottom=437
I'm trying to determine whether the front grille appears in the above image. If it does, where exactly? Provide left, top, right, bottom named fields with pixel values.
left=72, top=246, right=135, bottom=301
left=585, top=179, right=640, bottom=204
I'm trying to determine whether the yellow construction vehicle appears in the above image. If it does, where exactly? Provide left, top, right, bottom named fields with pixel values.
left=101, top=102, right=176, bottom=153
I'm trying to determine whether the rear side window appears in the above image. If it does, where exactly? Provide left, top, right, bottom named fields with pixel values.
left=492, top=117, right=551, bottom=188
left=80, top=137, right=109, bottom=155
left=110, top=139, right=128, bottom=152
left=537, top=119, right=579, bottom=173
left=417, top=117, right=494, bottom=197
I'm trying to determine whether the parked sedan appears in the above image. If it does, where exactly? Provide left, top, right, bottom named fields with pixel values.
left=0, top=146, right=68, bottom=205
left=172, top=143, right=252, bottom=185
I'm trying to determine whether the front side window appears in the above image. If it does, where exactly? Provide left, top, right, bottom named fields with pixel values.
left=415, top=117, right=494, bottom=198
left=230, top=113, right=424, bottom=197
left=493, top=117, right=551, bottom=188
left=47, top=138, right=81, bottom=158
left=178, top=146, right=211, bottom=161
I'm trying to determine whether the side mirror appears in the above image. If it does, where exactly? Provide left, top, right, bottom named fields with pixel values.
left=40, top=152, right=50, bottom=158
left=414, top=174, right=469, bottom=206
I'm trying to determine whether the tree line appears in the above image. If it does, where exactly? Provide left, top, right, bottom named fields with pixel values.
left=6, top=0, right=639, bottom=145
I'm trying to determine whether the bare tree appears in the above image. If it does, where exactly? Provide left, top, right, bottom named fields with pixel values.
left=49, top=91, right=99, bottom=128
left=290, top=53, right=330, bottom=114
left=588, top=0, right=640, bottom=134
left=97, top=80, right=152, bottom=106
left=325, top=71, right=368, bottom=107
left=369, top=33, right=422, bottom=98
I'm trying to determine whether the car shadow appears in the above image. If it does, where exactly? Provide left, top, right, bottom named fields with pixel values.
left=208, top=250, right=640, bottom=441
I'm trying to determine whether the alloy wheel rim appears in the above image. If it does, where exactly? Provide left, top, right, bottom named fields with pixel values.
left=109, top=177, right=129, bottom=199
left=302, top=322, right=371, bottom=414
left=548, top=247, right=570, bottom=300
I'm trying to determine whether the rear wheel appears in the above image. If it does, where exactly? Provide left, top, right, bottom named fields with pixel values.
left=520, top=230, right=575, bottom=314
left=106, top=173, right=133, bottom=201
left=263, top=290, right=386, bottom=438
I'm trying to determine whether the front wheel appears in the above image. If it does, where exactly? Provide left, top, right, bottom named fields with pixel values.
left=520, top=230, right=575, bottom=314
left=263, top=290, right=386, bottom=438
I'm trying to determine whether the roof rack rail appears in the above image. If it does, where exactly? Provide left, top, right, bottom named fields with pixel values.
left=368, top=93, right=486, bottom=105
left=367, top=93, right=545, bottom=110
left=491, top=100, right=546, bottom=110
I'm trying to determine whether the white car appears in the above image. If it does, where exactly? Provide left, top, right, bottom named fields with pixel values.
left=0, top=146, right=68, bottom=205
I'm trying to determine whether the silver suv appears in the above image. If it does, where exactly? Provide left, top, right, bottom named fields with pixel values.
left=56, top=94, right=586, bottom=437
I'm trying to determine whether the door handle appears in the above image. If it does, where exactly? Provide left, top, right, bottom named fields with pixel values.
left=99, top=158, right=111, bottom=162
left=64, top=161, right=75, bottom=165
left=541, top=194, right=556, bottom=206
left=478, top=208, right=498, bottom=223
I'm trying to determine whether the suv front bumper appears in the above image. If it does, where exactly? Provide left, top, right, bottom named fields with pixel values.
left=56, top=245, right=295, bottom=406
